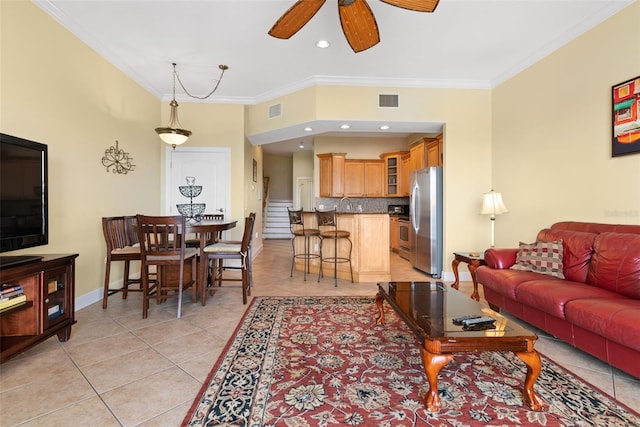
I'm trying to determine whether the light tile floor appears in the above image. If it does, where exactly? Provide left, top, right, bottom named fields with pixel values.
left=0, top=240, right=638, bottom=426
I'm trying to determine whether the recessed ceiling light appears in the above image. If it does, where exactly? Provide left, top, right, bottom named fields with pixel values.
left=380, top=125, right=390, bottom=130
left=299, top=142, right=305, bottom=148
left=304, top=127, right=313, bottom=132
left=340, top=124, right=350, bottom=129
left=316, top=40, right=330, bottom=48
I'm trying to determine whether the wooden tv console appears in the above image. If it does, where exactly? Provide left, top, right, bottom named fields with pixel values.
left=0, top=254, right=78, bottom=363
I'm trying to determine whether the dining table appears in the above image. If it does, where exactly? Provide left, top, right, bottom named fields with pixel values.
left=184, top=218, right=238, bottom=304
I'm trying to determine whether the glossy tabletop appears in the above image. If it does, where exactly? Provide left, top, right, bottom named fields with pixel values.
left=375, top=281, right=543, bottom=412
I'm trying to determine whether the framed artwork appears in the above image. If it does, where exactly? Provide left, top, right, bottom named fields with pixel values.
left=253, top=158, right=257, bottom=182
left=612, top=76, right=640, bottom=157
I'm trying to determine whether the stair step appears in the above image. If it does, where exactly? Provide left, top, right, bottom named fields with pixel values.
left=263, top=233, right=293, bottom=239
left=263, top=200, right=294, bottom=240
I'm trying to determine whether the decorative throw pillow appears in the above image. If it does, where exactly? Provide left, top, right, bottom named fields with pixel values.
left=510, top=240, right=565, bottom=279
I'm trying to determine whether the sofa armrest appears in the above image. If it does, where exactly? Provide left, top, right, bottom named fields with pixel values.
left=484, top=248, right=519, bottom=269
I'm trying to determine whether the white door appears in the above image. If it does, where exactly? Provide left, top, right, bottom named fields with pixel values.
left=296, top=177, right=313, bottom=211
left=165, top=147, right=230, bottom=219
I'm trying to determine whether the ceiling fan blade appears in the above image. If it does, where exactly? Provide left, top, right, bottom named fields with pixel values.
left=380, top=0, right=440, bottom=13
left=269, top=0, right=327, bottom=39
left=338, top=0, right=380, bottom=53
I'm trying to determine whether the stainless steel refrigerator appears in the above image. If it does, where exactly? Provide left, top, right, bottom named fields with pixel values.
left=410, top=166, right=443, bottom=277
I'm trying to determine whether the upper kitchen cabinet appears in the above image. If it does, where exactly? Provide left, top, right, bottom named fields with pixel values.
left=409, top=135, right=443, bottom=171
left=344, top=160, right=384, bottom=197
left=401, top=153, right=411, bottom=196
left=410, top=142, right=425, bottom=171
left=425, top=135, right=443, bottom=167
left=318, top=153, right=346, bottom=197
left=381, top=151, right=409, bottom=197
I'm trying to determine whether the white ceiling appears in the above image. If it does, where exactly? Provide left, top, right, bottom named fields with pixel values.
left=35, top=0, right=634, bottom=155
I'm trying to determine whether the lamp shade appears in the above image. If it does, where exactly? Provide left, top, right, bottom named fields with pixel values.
left=480, top=191, right=508, bottom=216
left=156, top=128, right=191, bottom=146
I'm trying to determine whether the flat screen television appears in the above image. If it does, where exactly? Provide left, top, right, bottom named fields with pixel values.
left=0, top=133, right=49, bottom=260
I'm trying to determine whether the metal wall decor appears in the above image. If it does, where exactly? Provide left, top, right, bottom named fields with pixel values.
left=102, top=140, right=135, bottom=174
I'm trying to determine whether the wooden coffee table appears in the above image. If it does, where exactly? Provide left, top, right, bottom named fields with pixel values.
left=375, top=281, right=544, bottom=413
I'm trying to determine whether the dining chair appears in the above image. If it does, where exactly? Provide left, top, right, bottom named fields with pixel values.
left=202, top=213, right=255, bottom=304
left=101, top=216, right=142, bottom=309
left=185, top=213, right=225, bottom=248
left=136, top=214, right=198, bottom=318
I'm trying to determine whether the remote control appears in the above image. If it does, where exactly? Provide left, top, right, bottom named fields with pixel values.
left=462, top=316, right=495, bottom=326
left=452, top=315, right=482, bottom=324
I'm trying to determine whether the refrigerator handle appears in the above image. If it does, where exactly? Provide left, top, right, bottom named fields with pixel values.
left=411, top=182, right=420, bottom=232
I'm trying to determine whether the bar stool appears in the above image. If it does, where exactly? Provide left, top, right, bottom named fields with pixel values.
left=315, top=208, right=354, bottom=287
left=287, top=208, right=320, bottom=281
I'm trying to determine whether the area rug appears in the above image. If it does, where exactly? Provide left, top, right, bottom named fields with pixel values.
left=183, top=296, right=640, bottom=426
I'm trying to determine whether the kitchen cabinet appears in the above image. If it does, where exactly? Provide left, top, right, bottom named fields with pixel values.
left=381, top=151, right=409, bottom=197
left=410, top=136, right=443, bottom=172
left=318, top=153, right=345, bottom=197
left=343, top=159, right=384, bottom=197
left=401, top=153, right=411, bottom=195
left=410, top=142, right=425, bottom=171
left=390, top=216, right=399, bottom=252
left=425, top=135, right=443, bottom=167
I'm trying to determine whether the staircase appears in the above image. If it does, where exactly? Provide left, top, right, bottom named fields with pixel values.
left=263, top=199, right=293, bottom=239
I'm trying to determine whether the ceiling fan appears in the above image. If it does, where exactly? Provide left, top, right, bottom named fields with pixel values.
left=268, top=0, right=440, bottom=53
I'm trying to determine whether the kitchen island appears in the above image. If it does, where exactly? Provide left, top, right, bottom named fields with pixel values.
left=295, top=212, right=390, bottom=283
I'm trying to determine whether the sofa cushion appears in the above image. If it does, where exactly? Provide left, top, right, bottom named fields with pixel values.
left=587, top=232, right=640, bottom=299
left=515, top=281, right=625, bottom=319
left=565, top=298, right=640, bottom=352
left=510, top=240, right=565, bottom=279
left=477, top=267, right=559, bottom=300
left=536, top=228, right=596, bottom=283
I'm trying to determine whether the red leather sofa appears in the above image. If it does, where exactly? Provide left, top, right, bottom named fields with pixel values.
left=476, top=221, right=640, bottom=379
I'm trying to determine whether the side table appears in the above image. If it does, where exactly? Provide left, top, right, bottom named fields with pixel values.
left=451, top=252, right=486, bottom=301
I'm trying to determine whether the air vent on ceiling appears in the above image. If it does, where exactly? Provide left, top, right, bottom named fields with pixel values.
left=268, top=103, right=282, bottom=118
left=379, top=93, right=399, bottom=108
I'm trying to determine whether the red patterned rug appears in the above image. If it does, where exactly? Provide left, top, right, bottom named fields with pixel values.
left=183, top=296, right=640, bottom=426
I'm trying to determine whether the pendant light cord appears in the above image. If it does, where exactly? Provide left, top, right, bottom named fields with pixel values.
left=173, top=63, right=228, bottom=100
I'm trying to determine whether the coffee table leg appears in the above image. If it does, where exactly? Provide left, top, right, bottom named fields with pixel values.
left=451, top=257, right=461, bottom=290
left=515, top=350, right=544, bottom=411
left=375, top=293, right=386, bottom=325
left=420, top=347, right=454, bottom=412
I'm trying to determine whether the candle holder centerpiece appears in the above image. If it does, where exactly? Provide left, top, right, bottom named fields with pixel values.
left=177, top=176, right=206, bottom=221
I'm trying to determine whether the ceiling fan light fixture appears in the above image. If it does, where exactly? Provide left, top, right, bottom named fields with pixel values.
left=316, top=40, right=330, bottom=48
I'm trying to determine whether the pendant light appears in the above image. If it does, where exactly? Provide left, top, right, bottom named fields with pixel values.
left=155, top=63, right=228, bottom=149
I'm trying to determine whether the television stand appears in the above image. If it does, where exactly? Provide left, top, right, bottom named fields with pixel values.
left=1, top=254, right=78, bottom=363
left=0, top=255, right=44, bottom=269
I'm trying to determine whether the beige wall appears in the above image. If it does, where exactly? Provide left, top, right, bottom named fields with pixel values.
left=492, top=2, right=640, bottom=246
left=263, top=154, right=293, bottom=200
left=1, top=1, right=160, bottom=304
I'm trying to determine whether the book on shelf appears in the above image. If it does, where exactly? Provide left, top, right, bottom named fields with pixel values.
left=1, top=288, right=24, bottom=299
left=1, top=284, right=23, bottom=295
left=0, top=293, right=27, bottom=310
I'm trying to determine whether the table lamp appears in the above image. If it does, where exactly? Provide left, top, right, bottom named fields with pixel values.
left=480, top=190, right=509, bottom=247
